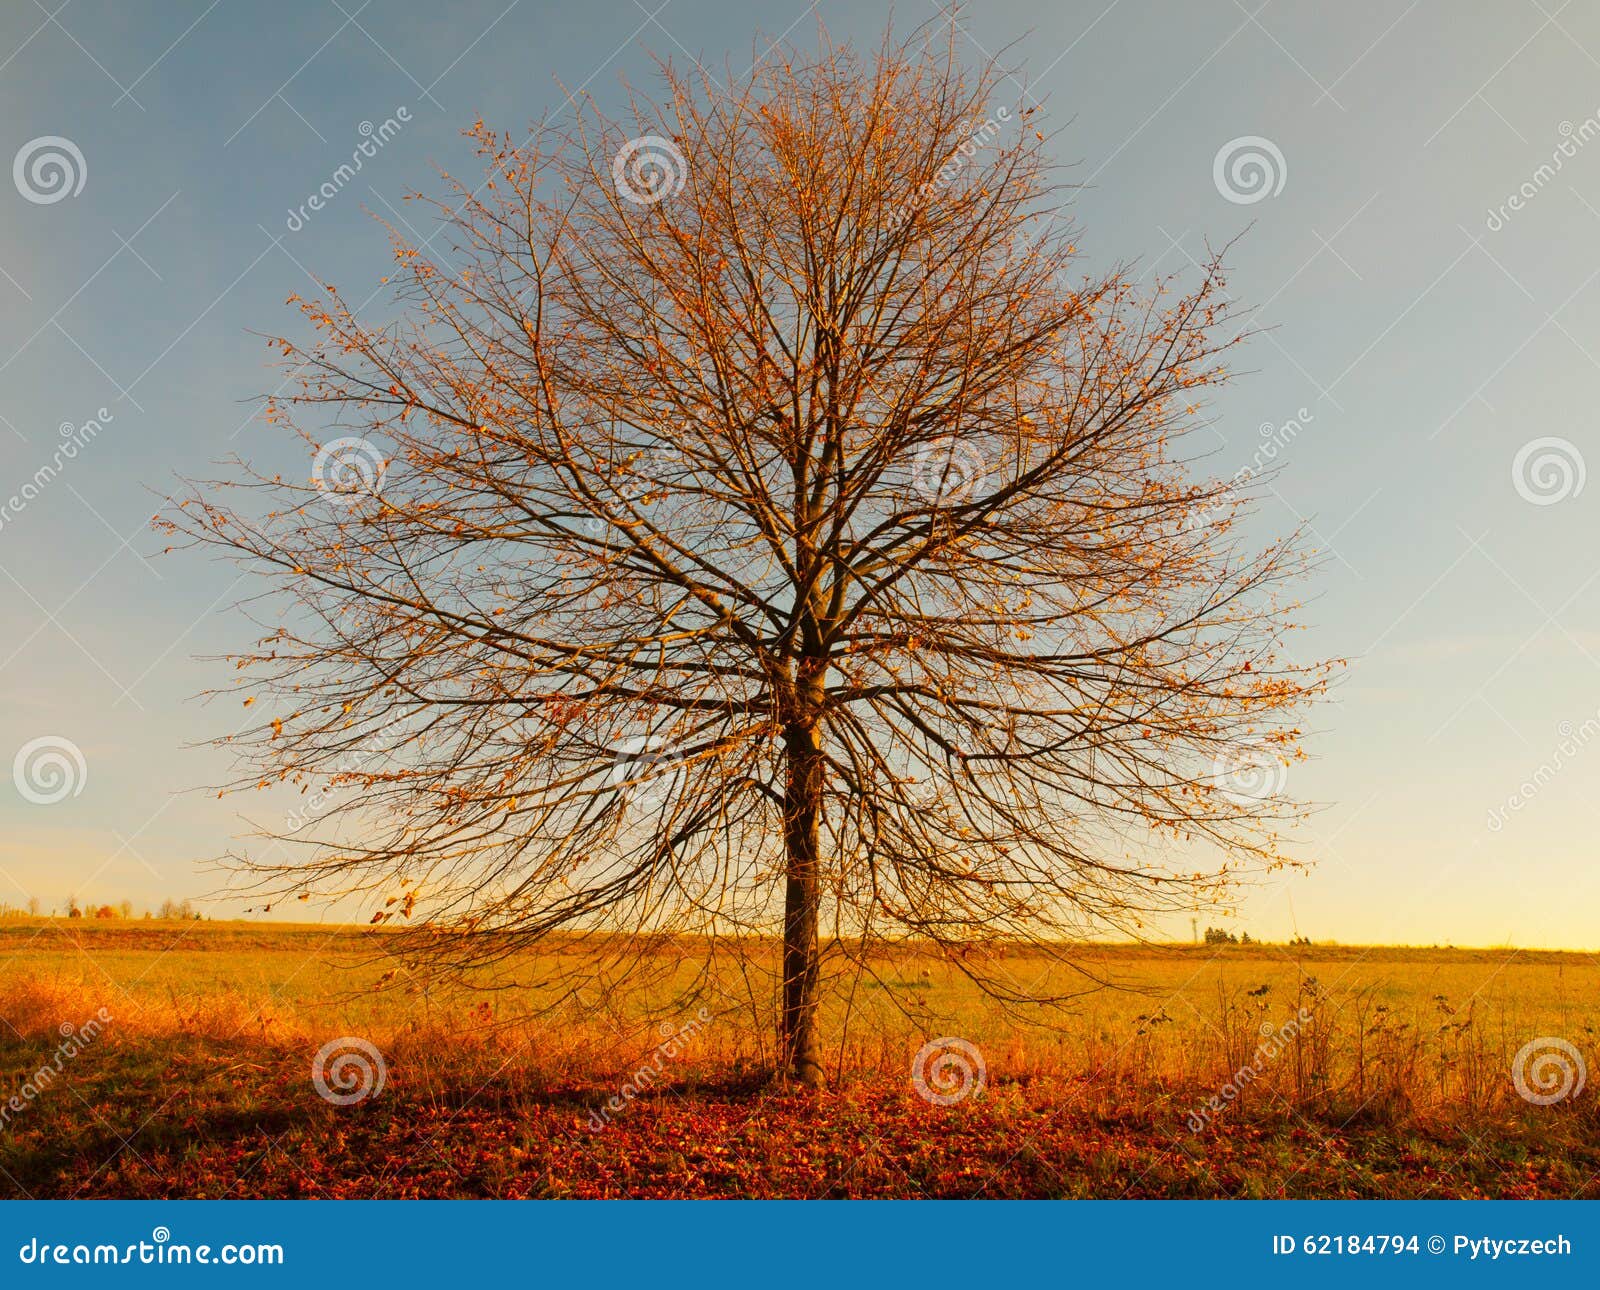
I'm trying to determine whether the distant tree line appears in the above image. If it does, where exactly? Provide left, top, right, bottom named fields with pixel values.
left=1201, top=926, right=1313, bottom=947
left=0, top=897, right=203, bottom=920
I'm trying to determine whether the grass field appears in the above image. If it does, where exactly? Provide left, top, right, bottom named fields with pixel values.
left=1, top=919, right=1596, bottom=1198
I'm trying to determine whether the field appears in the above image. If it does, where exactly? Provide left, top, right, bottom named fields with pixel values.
left=1, top=919, right=1596, bottom=1198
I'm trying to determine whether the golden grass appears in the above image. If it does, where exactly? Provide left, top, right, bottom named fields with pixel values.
left=3, top=917, right=1596, bottom=1123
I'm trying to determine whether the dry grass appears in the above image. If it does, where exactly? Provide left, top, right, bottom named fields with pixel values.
left=1, top=919, right=1596, bottom=1197
left=5, top=920, right=1595, bottom=1111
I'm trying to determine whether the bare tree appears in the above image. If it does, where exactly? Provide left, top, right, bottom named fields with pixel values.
left=166, top=20, right=1329, bottom=1084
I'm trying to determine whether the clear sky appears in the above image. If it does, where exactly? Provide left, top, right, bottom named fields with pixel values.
left=2, top=1, right=1597, bottom=947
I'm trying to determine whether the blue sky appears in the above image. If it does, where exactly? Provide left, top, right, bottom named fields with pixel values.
left=1, top=0, right=1597, bottom=946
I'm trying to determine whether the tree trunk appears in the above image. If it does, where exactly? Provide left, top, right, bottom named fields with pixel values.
left=780, top=720, right=825, bottom=1086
